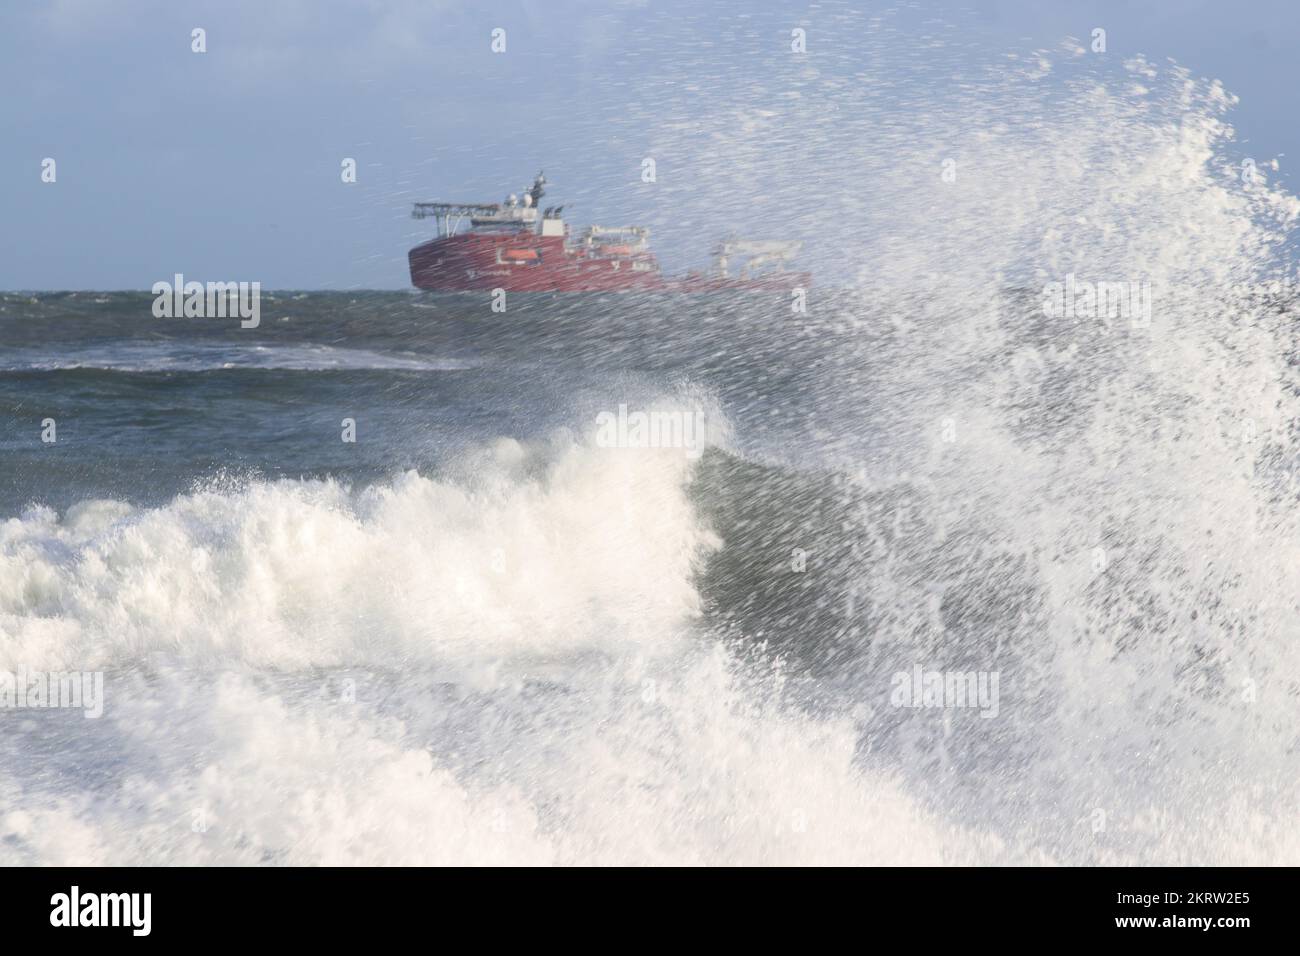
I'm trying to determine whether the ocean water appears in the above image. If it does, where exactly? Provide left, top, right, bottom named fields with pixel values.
left=4, top=44, right=1300, bottom=865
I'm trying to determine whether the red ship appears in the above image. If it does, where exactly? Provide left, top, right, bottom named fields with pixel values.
left=408, top=173, right=810, bottom=293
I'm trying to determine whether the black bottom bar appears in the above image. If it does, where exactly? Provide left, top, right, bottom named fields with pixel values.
left=0, top=867, right=1288, bottom=943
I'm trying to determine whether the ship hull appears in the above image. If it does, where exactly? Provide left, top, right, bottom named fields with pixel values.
left=409, top=233, right=809, bottom=293
left=410, top=233, right=664, bottom=293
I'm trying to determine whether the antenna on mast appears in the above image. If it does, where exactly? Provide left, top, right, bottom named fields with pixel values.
left=528, top=171, right=546, bottom=209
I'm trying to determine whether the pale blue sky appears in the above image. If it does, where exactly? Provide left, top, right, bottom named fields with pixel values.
left=3, top=0, right=1298, bottom=289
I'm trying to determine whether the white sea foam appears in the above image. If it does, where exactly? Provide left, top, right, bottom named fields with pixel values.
left=0, top=431, right=713, bottom=672
left=611, top=18, right=1300, bottom=864
left=0, top=656, right=999, bottom=866
left=0, top=417, right=979, bottom=865
left=2, top=419, right=1292, bottom=865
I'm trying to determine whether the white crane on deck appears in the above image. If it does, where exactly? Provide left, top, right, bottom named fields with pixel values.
left=712, top=238, right=803, bottom=278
